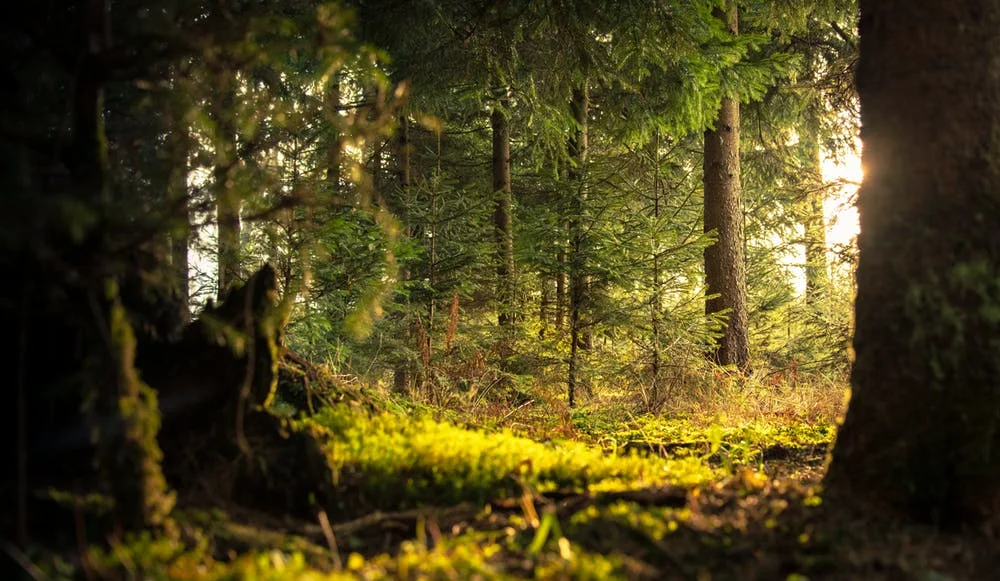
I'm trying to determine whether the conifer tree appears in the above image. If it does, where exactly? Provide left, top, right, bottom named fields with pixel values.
left=703, top=1, right=751, bottom=370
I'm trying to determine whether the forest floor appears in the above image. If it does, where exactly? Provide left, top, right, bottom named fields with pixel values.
left=20, top=370, right=1000, bottom=580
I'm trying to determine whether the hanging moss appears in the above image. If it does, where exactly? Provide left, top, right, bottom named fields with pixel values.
left=104, top=283, right=176, bottom=530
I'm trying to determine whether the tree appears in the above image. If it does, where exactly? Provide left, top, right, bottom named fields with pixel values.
left=566, top=84, right=589, bottom=408
left=703, top=1, right=750, bottom=370
left=797, top=102, right=829, bottom=306
left=492, top=90, right=516, bottom=329
left=825, top=0, right=1000, bottom=526
left=212, top=70, right=242, bottom=298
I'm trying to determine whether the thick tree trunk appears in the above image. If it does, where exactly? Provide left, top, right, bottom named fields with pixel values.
left=492, top=93, right=516, bottom=329
left=703, top=1, right=749, bottom=370
left=81, top=0, right=174, bottom=531
left=825, top=0, right=1000, bottom=527
left=567, top=85, right=589, bottom=408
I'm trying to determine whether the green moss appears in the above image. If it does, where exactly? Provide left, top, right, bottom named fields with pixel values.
left=305, top=407, right=719, bottom=512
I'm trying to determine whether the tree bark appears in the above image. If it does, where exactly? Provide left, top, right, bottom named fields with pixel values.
left=166, top=99, right=190, bottom=323
left=392, top=114, right=413, bottom=394
left=326, top=75, right=344, bottom=187
left=213, top=72, right=241, bottom=298
left=555, top=249, right=566, bottom=330
left=703, top=1, right=749, bottom=370
left=81, top=0, right=174, bottom=531
left=825, top=0, right=1000, bottom=527
left=492, top=92, right=516, bottom=329
left=567, top=84, right=589, bottom=408
left=801, top=108, right=828, bottom=306
left=539, top=275, right=551, bottom=338
left=650, top=131, right=663, bottom=391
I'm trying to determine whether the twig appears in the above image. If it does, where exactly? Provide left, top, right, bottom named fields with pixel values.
left=497, top=399, right=534, bottom=425
left=829, top=21, right=857, bottom=50
left=316, top=510, right=342, bottom=571
left=0, top=541, right=50, bottom=581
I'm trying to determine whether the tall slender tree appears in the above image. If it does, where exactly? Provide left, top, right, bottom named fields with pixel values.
left=492, top=89, right=516, bottom=329
left=165, top=89, right=192, bottom=322
left=703, top=1, right=750, bottom=370
left=800, top=105, right=828, bottom=305
left=567, top=84, right=589, bottom=407
left=212, top=71, right=241, bottom=298
left=826, top=0, right=1000, bottom=526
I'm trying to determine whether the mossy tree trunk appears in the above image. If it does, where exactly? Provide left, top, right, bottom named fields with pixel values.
left=703, top=1, right=749, bottom=370
left=77, top=0, right=175, bottom=531
left=825, top=0, right=1000, bottom=527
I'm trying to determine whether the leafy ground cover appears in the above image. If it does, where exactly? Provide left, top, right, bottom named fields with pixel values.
left=18, top=373, right=1000, bottom=580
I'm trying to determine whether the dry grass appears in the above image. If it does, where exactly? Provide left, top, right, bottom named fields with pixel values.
left=659, top=371, right=850, bottom=427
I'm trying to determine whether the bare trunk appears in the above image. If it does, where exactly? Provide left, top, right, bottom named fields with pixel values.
left=392, top=114, right=412, bottom=393
left=567, top=85, right=589, bottom=407
left=825, top=0, right=1000, bottom=527
left=214, top=73, right=241, bottom=298
left=555, top=250, right=566, bottom=330
left=802, top=110, right=828, bottom=305
left=167, top=107, right=190, bottom=323
left=539, top=275, right=551, bottom=338
left=703, top=1, right=749, bottom=370
left=492, top=93, right=516, bottom=329
left=326, top=76, right=343, bottom=187
left=650, top=132, right=663, bottom=388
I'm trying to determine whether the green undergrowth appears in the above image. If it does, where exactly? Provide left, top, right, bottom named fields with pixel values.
left=30, top=401, right=993, bottom=580
left=570, top=409, right=835, bottom=453
left=38, top=518, right=631, bottom=580
left=25, top=389, right=851, bottom=580
left=304, top=407, right=719, bottom=516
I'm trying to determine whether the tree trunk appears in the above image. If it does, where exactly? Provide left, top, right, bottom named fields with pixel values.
left=650, top=132, right=663, bottom=392
left=326, top=75, right=343, bottom=187
left=825, top=0, right=1000, bottom=527
left=555, top=249, right=566, bottom=330
left=539, top=275, right=552, bottom=338
left=214, top=73, right=241, bottom=298
left=82, top=0, right=174, bottom=531
left=801, top=108, right=828, bottom=306
left=567, top=84, right=589, bottom=408
left=166, top=103, right=190, bottom=323
left=492, top=92, right=516, bottom=329
left=392, top=114, right=413, bottom=394
left=703, top=1, right=749, bottom=370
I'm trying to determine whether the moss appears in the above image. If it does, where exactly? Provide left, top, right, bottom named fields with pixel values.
left=305, top=407, right=718, bottom=513
left=104, top=288, right=176, bottom=529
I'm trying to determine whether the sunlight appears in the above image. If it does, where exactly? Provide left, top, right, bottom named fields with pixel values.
left=821, top=147, right=862, bottom=248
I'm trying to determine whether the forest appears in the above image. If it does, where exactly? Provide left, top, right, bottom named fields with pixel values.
left=3, top=0, right=1000, bottom=579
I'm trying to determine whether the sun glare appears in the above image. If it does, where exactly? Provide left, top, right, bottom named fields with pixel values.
left=821, top=149, right=862, bottom=248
